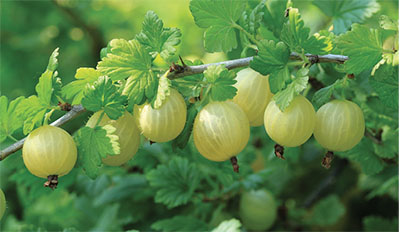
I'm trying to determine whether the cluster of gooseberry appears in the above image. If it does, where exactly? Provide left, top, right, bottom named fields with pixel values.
left=21, top=67, right=365, bottom=188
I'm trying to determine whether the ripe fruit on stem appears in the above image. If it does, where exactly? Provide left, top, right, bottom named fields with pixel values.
left=193, top=101, right=250, bottom=163
left=135, top=89, right=187, bottom=143
left=264, top=95, right=316, bottom=147
left=233, top=68, right=273, bottom=126
left=239, top=189, right=277, bottom=231
left=22, top=125, right=77, bottom=189
left=86, top=111, right=141, bottom=166
left=314, top=100, right=365, bottom=152
left=0, top=189, right=5, bottom=220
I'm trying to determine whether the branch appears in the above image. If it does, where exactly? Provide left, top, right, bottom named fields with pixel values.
left=0, top=105, right=85, bottom=161
left=167, top=53, right=348, bottom=79
left=0, top=52, right=349, bottom=160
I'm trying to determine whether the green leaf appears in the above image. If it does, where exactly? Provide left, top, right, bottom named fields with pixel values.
left=172, top=104, right=198, bottom=149
left=62, top=68, right=101, bottom=105
left=336, top=24, right=383, bottom=75
left=35, top=48, right=62, bottom=107
left=203, top=65, right=237, bottom=101
left=151, top=215, right=209, bottom=231
left=262, top=0, right=288, bottom=38
left=212, top=219, right=241, bottom=232
left=369, top=64, right=398, bottom=110
left=146, top=156, right=201, bottom=208
left=171, top=60, right=204, bottom=98
left=308, top=195, right=345, bottom=226
left=151, top=71, right=171, bottom=109
left=314, top=0, right=380, bottom=34
left=312, top=79, right=344, bottom=108
left=81, top=76, right=126, bottom=120
left=273, top=68, right=309, bottom=111
left=136, top=11, right=181, bottom=61
left=0, top=96, right=24, bottom=142
left=239, top=0, right=266, bottom=35
left=97, top=39, right=157, bottom=105
left=280, top=8, right=331, bottom=54
left=379, top=15, right=399, bottom=31
left=190, top=0, right=246, bottom=52
left=250, top=39, right=291, bottom=93
left=339, top=138, right=384, bottom=175
left=18, top=96, right=48, bottom=134
left=363, top=216, right=398, bottom=231
left=367, top=175, right=398, bottom=200
left=75, top=125, right=120, bottom=179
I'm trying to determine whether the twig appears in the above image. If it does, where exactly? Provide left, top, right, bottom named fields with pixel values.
left=0, top=105, right=85, bottom=161
left=0, top=53, right=349, bottom=160
left=167, top=53, right=348, bottom=79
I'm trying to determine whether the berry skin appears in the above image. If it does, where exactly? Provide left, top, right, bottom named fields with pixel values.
left=86, top=111, right=141, bottom=166
left=135, top=89, right=187, bottom=143
left=22, top=125, right=77, bottom=178
left=239, top=189, right=277, bottom=231
left=314, top=100, right=365, bottom=152
left=233, top=68, right=273, bottom=127
left=0, top=189, right=5, bottom=220
left=264, top=95, right=316, bottom=147
left=193, top=101, right=250, bottom=162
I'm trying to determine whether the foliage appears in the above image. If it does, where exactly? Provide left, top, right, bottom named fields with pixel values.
left=0, top=0, right=398, bottom=231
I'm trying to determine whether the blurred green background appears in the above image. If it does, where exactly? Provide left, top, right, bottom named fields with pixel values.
left=0, top=0, right=398, bottom=231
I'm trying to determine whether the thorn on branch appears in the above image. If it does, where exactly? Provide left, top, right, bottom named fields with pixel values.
left=308, top=55, right=320, bottom=65
left=44, top=175, right=58, bottom=190
left=321, top=151, right=334, bottom=169
left=169, top=62, right=185, bottom=74
left=58, top=102, right=72, bottom=111
left=274, top=144, right=285, bottom=160
left=178, top=55, right=187, bottom=67
left=230, top=156, right=239, bottom=173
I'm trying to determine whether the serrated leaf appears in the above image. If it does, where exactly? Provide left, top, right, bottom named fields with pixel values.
left=280, top=8, right=331, bottom=54
left=190, top=0, right=246, bottom=52
left=151, top=71, right=171, bottom=109
left=146, top=157, right=200, bottom=208
left=75, top=125, right=120, bottom=179
left=369, top=64, right=398, bottom=110
left=203, top=65, right=237, bottom=101
left=136, top=11, right=181, bottom=61
left=379, top=15, right=398, bottom=31
left=62, top=68, right=101, bottom=105
left=363, top=216, right=398, bottom=231
left=262, top=0, right=288, bottom=38
left=367, top=175, right=398, bottom=200
left=312, top=79, right=343, bottom=108
left=18, top=96, right=48, bottom=134
left=340, top=138, right=385, bottom=175
left=336, top=24, right=383, bottom=75
left=81, top=76, right=126, bottom=120
left=172, top=104, right=198, bottom=149
left=273, top=68, right=309, bottom=111
left=35, top=48, right=62, bottom=107
left=314, top=0, right=380, bottom=34
left=172, top=60, right=204, bottom=98
left=151, top=216, right=209, bottom=231
left=308, top=195, right=345, bottom=226
left=239, top=0, right=266, bottom=35
left=212, top=219, right=241, bottom=232
left=250, top=40, right=290, bottom=75
left=0, top=96, right=24, bottom=142
left=97, top=39, right=157, bottom=105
